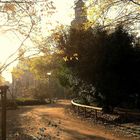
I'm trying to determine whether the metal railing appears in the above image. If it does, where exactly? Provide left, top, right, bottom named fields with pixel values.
left=71, top=99, right=102, bottom=120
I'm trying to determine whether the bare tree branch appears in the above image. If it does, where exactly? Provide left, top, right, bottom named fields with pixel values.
left=0, top=0, right=55, bottom=74
left=0, top=49, right=41, bottom=73
left=87, top=0, right=140, bottom=30
left=0, top=1, right=35, bottom=71
left=129, top=0, right=140, bottom=6
left=0, top=0, right=49, bottom=4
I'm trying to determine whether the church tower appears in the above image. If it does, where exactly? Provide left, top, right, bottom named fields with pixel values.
left=71, top=0, right=88, bottom=29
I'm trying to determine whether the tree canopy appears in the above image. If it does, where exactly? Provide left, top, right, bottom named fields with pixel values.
left=56, top=25, right=140, bottom=110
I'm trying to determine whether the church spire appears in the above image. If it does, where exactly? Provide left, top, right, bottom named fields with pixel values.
left=71, top=0, right=87, bottom=29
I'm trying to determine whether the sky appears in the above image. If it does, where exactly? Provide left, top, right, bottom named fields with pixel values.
left=0, top=0, right=74, bottom=83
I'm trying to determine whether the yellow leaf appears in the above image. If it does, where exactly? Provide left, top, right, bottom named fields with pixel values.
left=75, top=57, right=79, bottom=60
left=73, top=53, right=78, bottom=57
left=63, top=56, right=68, bottom=62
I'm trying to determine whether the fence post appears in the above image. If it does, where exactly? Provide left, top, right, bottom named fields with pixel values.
left=84, top=107, right=86, bottom=117
left=95, top=110, right=97, bottom=121
left=77, top=106, right=79, bottom=115
left=0, top=85, right=9, bottom=140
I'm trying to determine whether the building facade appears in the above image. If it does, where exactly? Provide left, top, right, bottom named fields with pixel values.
left=12, top=59, right=37, bottom=97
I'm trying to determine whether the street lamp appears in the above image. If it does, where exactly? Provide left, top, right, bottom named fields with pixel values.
left=47, top=72, right=51, bottom=87
left=47, top=72, right=51, bottom=102
left=47, top=72, right=51, bottom=76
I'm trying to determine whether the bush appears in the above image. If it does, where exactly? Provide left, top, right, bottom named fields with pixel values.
left=76, top=98, right=89, bottom=105
left=15, top=98, right=47, bottom=106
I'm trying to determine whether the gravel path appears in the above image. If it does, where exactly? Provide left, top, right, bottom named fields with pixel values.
left=0, top=100, right=139, bottom=140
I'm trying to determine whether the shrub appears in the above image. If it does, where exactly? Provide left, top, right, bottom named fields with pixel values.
left=15, top=98, right=47, bottom=106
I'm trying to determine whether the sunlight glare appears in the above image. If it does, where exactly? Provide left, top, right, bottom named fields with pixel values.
left=0, top=0, right=75, bottom=82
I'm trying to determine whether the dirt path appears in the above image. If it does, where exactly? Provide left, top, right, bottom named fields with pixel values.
left=0, top=100, right=137, bottom=140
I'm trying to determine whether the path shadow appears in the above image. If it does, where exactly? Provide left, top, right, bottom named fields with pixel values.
left=0, top=106, right=39, bottom=138
left=62, top=128, right=109, bottom=140
left=0, top=101, right=71, bottom=139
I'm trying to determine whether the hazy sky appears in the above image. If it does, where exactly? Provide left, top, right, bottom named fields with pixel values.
left=0, top=0, right=74, bottom=82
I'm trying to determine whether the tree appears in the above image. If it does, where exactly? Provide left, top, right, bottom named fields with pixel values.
left=11, top=49, right=70, bottom=99
left=0, top=0, right=56, bottom=73
left=128, top=0, right=140, bottom=6
left=87, top=0, right=140, bottom=32
left=56, top=25, right=140, bottom=110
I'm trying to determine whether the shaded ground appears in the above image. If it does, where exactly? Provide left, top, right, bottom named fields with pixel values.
left=0, top=100, right=139, bottom=139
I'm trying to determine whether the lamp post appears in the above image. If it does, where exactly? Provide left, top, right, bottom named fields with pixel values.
left=47, top=72, right=51, bottom=86
left=0, top=85, right=9, bottom=140
left=47, top=72, right=51, bottom=102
